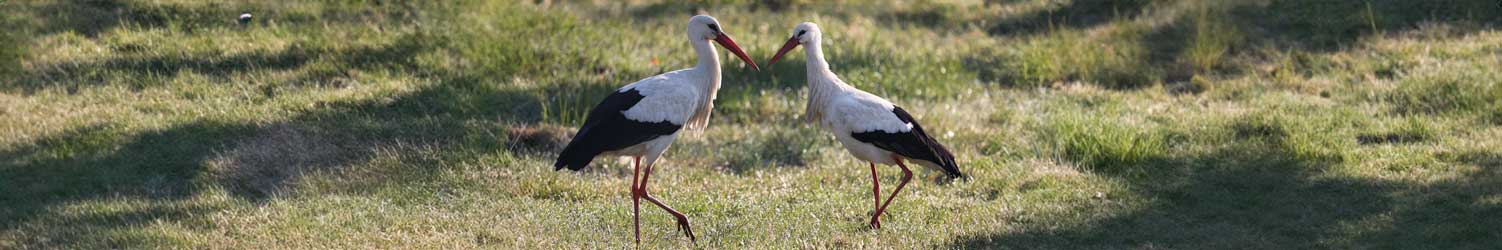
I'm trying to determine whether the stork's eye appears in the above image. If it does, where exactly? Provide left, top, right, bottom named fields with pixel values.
left=796, top=30, right=807, bottom=37
left=707, top=24, right=720, bottom=32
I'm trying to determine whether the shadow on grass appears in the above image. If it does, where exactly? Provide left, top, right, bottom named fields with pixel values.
left=951, top=140, right=1501, bottom=249
left=1349, top=150, right=1502, bottom=248
left=969, top=0, right=1500, bottom=89
left=6, top=33, right=430, bottom=94
left=0, top=0, right=451, bottom=94
left=625, top=2, right=705, bottom=20
left=16, top=0, right=196, bottom=38
left=0, top=122, right=257, bottom=247
left=0, top=70, right=598, bottom=247
left=7, top=0, right=434, bottom=37
left=620, top=1, right=807, bottom=20
left=985, top=0, right=1500, bottom=48
left=1228, top=0, right=1502, bottom=50
left=986, top=0, right=1155, bottom=37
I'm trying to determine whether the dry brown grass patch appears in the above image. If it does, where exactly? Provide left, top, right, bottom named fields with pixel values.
left=505, top=123, right=572, bottom=154
left=207, top=123, right=349, bottom=199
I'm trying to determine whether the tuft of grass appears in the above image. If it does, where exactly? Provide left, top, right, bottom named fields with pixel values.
left=1247, top=102, right=1360, bottom=164
left=1043, top=110, right=1167, bottom=175
left=0, top=30, right=21, bottom=80
left=1487, top=103, right=1502, bottom=125
left=1356, top=116, right=1435, bottom=145
left=1231, top=113, right=1289, bottom=141
left=974, top=25, right=1158, bottom=88
left=1181, top=5, right=1242, bottom=73
left=1388, top=63, right=1502, bottom=116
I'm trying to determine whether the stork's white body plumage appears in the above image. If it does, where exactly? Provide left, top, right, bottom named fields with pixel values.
left=554, top=15, right=758, bottom=244
left=820, top=88, right=911, bottom=165
left=620, top=70, right=708, bottom=127
left=768, top=22, right=961, bottom=229
left=602, top=69, right=710, bottom=163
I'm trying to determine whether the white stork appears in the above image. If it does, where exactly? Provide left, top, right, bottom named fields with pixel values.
left=553, top=15, right=757, bottom=243
left=766, top=22, right=963, bottom=229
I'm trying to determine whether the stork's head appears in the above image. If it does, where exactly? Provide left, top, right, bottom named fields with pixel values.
left=768, top=22, right=822, bottom=65
left=688, top=15, right=759, bottom=71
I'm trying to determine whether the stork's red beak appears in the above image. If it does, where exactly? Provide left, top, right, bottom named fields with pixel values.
left=767, top=36, right=801, bottom=66
left=714, top=34, right=760, bottom=71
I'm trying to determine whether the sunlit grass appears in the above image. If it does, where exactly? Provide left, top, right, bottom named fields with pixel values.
left=2, top=0, right=1501, bottom=249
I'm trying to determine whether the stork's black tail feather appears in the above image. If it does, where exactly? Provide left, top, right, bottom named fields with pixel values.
left=850, top=106, right=965, bottom=180
left=554, top=141, right=597, bottom=171
left=927, top=140, right=964, bottom=179
left=551, top=88, right=683, bottom=171
left=917, top=121, right=962, bottom=179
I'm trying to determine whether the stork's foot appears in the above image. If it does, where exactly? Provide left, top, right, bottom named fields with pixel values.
left=868, top=218, right=882, bottom=229
left=672, top=215, right=696, bottom=243
left=639, top=191, right=694, bottom=243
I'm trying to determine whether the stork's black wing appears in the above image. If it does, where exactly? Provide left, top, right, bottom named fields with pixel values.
left=554, top=89, right=682, bottom=171
left=850, top=106, right=962, bottom=178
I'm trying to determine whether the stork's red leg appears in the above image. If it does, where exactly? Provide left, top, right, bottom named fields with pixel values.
left=632, top=157, right=643, bottom=244
left=871, top=158, right=913, bottom=228
left=868, top=162, right=883, bottom=229
left=639, top=163, right=696, bottom=242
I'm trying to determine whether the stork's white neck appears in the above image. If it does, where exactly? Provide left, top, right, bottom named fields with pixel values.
left=802, top=37, right=848, bottom=124
left=684, top=38, right=722, bottom=129
left=806, top=37, right=846, bottom=86
left=803, top=38, right=831, bottom=76
left=691, top=38, right=722, bottom=78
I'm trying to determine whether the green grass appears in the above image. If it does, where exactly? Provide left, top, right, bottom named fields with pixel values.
left=2, top=0, right=1501, bottom=248
left=1041, top=104, right=1167, bottom=176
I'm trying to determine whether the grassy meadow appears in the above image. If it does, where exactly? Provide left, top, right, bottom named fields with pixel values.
left=2, top=0, right=1501, bottom=248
